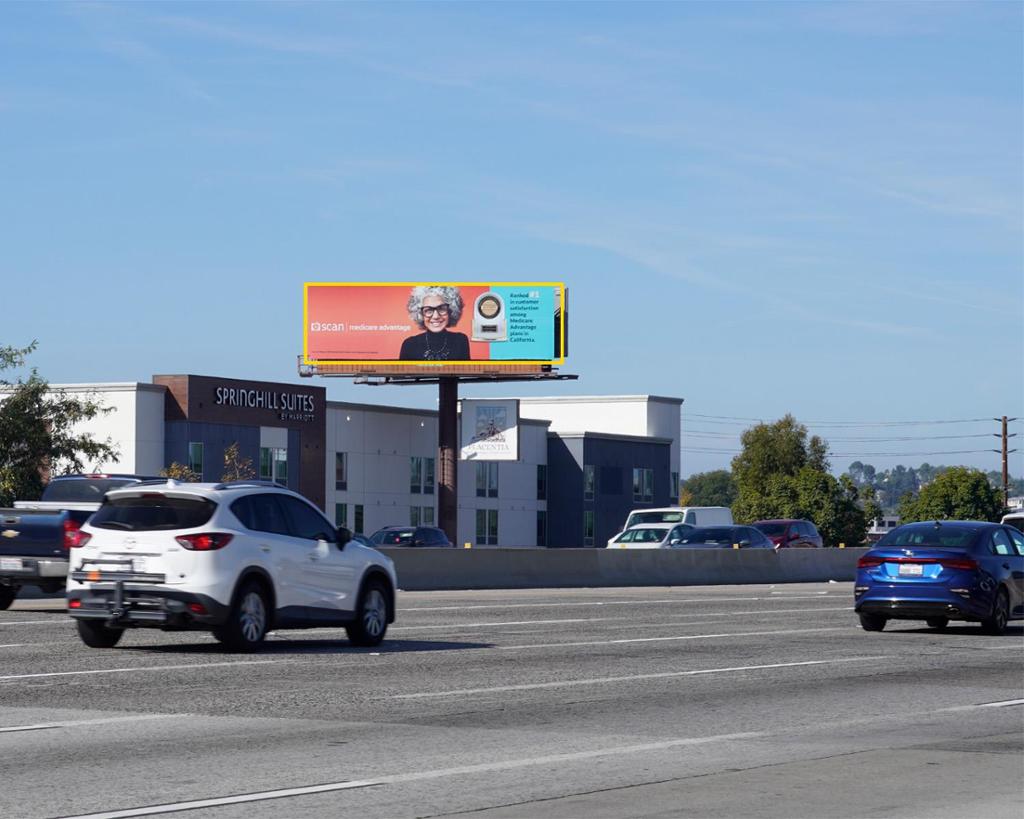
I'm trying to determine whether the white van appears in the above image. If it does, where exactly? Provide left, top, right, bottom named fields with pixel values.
left=607, top=506, right=734, bottom=547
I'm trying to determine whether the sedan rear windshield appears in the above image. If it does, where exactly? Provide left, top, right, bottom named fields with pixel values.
left=617, top=527, right=669, bottom=543
left=41, top=479, right=140, bottom=503
left=876, top=526, right=977, bottom=549
left=90, top=496, right=216, bottom=531
left=375, top=530, right=415, bottom=545
left=679, top=527, right=738, bottom=544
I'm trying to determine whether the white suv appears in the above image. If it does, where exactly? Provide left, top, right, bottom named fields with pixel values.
left=66, top=480, right=398, bottom=651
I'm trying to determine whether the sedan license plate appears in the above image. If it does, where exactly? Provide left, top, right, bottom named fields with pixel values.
left=0, top=557, right=24, bottom=571
left=899, top=563, right=924, bottom=577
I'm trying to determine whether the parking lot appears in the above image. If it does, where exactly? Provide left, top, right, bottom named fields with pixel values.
left=2, top=583, right=1022, bottom=819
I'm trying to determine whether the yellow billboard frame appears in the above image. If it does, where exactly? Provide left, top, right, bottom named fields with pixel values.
left=303, top=281, right=567, bottom=367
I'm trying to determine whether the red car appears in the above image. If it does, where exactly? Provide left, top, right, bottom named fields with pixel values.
left=752, top=519, right=823, bottom=548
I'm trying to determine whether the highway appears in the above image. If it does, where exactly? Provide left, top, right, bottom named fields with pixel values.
left=1, top=583, right=1021, bottom=819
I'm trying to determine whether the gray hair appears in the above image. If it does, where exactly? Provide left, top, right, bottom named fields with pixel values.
left=406, top=286, right=464, bottom=329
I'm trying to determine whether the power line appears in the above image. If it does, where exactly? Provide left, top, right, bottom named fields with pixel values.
left=685, top=413, right=1016, bottom=428
left=683, top=428, right=997, bottom=442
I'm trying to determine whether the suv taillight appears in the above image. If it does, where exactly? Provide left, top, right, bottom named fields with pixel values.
left=175, top=533, right=233, bottom=551
left=64, top=519, right=91, bottom=549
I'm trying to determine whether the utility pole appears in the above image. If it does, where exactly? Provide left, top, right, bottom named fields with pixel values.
left=993, top=416, right=1018, bottom=509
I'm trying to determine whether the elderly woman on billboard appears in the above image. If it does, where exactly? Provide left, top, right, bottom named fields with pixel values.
left=400, top=285, right=472, bottom=361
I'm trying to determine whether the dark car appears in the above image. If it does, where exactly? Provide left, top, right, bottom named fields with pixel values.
left=369, top=526, right=454, bottom=547
left=672, top=525, right=774, bottom=549
left=752, top=519, right=823, bottom=548
left=854, top=521, right=1024, bottom=634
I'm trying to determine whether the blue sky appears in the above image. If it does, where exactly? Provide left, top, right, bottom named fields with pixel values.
left=2, top=2, right=1021, bottom=479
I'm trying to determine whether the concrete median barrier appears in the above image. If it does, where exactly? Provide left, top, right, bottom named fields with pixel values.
left=380, top=547, right=869, bottom=591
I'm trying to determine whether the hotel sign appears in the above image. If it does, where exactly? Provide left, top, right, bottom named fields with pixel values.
left=214, top=386, right=317, bottom=422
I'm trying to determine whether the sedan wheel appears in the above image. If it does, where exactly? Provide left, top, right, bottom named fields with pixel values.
left=925, top=617, right=949, bottom=630
left=859, top=613, right=887, bottom=632
left=981, top=589, right=1010, bottom=636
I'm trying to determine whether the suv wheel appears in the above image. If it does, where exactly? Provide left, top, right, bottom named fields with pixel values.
left=859, top=613, right=887, bottom=632
left=77, top=619, right=124, bottom=648
left=0, top=586, right=18, bottom=611
left=213, top=581, right=270, bottom=651
left=346, top=579, right=389, bottom=647
left=981, top=588, right=1010, bottom=636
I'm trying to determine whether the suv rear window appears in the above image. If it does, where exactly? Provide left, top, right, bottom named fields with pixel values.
left=90, top=496, right=216, bottom=531
left=41, top=479, right=141, bottom=503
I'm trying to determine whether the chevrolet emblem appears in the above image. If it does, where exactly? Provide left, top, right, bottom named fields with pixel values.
left=1, top=529, right=18, bottom=539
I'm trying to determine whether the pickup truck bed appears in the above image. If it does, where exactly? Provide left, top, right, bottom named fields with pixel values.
left=0, top=475, right=159, bottom=609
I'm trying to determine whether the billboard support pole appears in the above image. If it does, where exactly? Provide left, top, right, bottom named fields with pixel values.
left=438, top=376, right=459, bottom=545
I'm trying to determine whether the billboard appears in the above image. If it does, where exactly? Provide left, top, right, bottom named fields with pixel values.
left=460, top=399, right=519, bottom=461
left=304, top=282, right=566, bottom=367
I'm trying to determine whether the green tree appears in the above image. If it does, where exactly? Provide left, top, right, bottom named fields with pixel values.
left=680, top=470, right=737, bottom=508
left=898, top=466, right=1004, bottom=523
left=221, top=442, right=255, bottom=482
left=732, top=415, right=826, bottom=523
left=0, top=342, right=118, bottom=506
left=732, top=416, right=871, bottom=546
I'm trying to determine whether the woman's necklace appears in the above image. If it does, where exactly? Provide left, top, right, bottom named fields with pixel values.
left=423, top=332, right=449, bottom=360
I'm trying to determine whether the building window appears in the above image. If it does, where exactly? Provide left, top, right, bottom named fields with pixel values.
left=410, top=457, right=422, bottom=494
left=671, top=471, right=679, bottom=502
left=260, top=447, right=287, bottom=483
left=475, top=462, right=498, bottom=498
left=334, top=503, right=347, bottom=527
left=411, top=457, right=435, bottom=494
left=583, top=464, right=595, bottom=500
left=584, top=510, right=594, bottom=546
left=354, top=504, right=364, bottom=534
left=537, top=510, right=547, bottom=547
left=411, top=505, right=433, bottom=526
left=335, top=453, right=347, bottom=491
left=476, top=509, right=498, bottom=545
left=424, top=458, right=435, bottom=495
left=188, top=442, right=203, bottom=478
left=537, top=465, right=547, bottom=500
left=633, top=467, right=653, bottom=502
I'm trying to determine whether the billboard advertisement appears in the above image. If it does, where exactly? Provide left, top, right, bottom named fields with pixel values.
left=304, top=282, right=566, bottom=366
left=460, top=399, right=520, bottom=461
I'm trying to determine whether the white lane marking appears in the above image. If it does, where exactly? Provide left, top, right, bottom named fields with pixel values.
left=392, top=656, right=886, bottom=699
left=939, top=698, right=1024, bottom=713
left=0, top=619, right=67, bottom=626
left=388, top=607, right=854, bottom=632
left=0, top=660, right=276, bottom=682
left=977, top=644, right=1024, bottom=651
left=498, top=626, right=849, bottom=651
left=402, top=595, right=841, bottom=612
left=0, top=643, right=27, bottom=648
left=56, top=731, right=764, bottom=819
left=0, top=713, right=180, bottom=734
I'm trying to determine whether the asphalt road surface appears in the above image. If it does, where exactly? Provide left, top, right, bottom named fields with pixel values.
left=1, top=583, right=1022, bottom=819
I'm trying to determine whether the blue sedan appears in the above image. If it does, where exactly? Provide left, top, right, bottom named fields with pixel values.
left=854, top=521, right=1024, bottom=634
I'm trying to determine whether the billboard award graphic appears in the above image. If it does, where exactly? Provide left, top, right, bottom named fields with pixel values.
left=472, top=292, right=507, bottom=342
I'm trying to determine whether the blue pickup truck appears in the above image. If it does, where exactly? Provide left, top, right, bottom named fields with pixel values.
left=0, top=474, right=157, bottom=609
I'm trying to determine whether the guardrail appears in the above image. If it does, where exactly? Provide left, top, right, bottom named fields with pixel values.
left=379, top=547, right=870, bottom=591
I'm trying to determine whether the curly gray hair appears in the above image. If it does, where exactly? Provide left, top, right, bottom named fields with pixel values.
left=406, top=285, right=464, bottom=329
